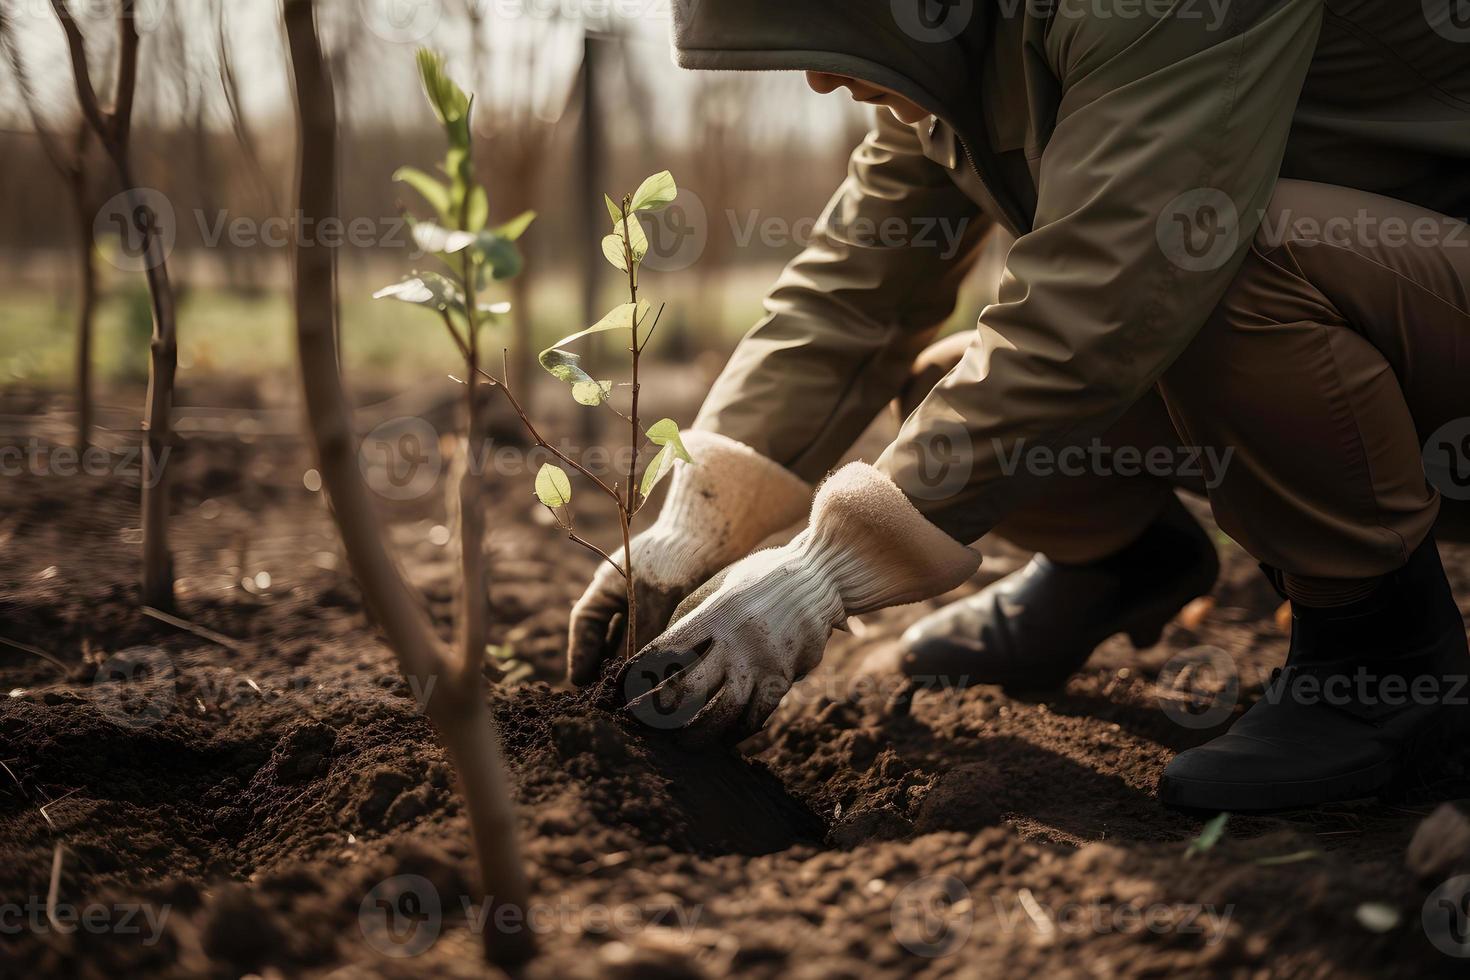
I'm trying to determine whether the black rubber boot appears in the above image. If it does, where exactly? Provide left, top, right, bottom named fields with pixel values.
left=1159, top=533, right=1470, bottom=811
left=899, top=495, right=1219, bottom=691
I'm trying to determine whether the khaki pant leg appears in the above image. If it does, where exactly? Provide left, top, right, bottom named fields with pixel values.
left=1159, top=179, right=1470, bottom=578
left=899, top=332, right=1183, bottom=563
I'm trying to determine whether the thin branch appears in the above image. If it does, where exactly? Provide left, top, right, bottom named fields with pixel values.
left=142, top=606, right=251, bottom=655
left=566, top=532, right=626, bottom=578
left=438, top=309, right=471, bottom=361
left=478, top=363, right=625, bottom=508
left=0, top=7, right=81, bottom=177
left=215, top=1, right=279, bottom=214
left=0, top=760, right=28, bottom=800
left=39, top=787, right=81, bottom=828
left=48, top=0, right=110, bottom=143
left=46, top=844, right=65, bottom=934
left=110, top=0, right=139, bottom=145
left=0, top=636, right=68, bottom=673
left=637, top=302, right=666, bottom=354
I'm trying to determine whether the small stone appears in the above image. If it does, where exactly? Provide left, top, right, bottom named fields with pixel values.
left=1406, top=803, right=1470, bottom=879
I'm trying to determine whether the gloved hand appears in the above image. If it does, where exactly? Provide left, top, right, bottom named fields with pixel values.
left=620, top=461, right=981, bottom=740
left=566, top=430, right=811, bottom=686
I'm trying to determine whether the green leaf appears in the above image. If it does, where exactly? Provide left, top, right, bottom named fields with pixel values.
left=646, top=418, right=692, bottom=462
left=604, top=193, right=623, bottom=227
left=630, top=170, right=677, bottom=212
left=1186, top=812, right=1229, bottom=859
left=538, top=302, right=645, bottom=394
left=475, top=232, right=523, bottom=280
left=464, top=185, right=488, bottom=232
left=537, top=303, right=647, bottom=389
left=623, top=217, right=646, bottom=265
left=571, top=380, right=614, bottom=406
left=416, top=48, right=471, bottom=147
left=534, top=463, right=572, bottom=508
left=540, top=302, right=647, bottom=359
left=372, top=273, right=464, bottom=315
left=412, top=222, right=475, bottom=255
left=393, top=167, right=451, bottom=219
left=493, top=210, right=536, bottom=241
left=602, top=233, right=628, bottom=272
left=640, top=443, right=675, bottom=501
left=538, top=348, right=594, bottom=385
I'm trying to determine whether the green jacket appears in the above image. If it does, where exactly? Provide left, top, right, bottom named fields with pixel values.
left=675, top=0, right=1470, bottom=543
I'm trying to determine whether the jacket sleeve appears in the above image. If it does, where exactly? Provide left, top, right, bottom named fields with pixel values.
left=693, top=109, right=994, bottom=483
left=877, top=0, right=1324, bottom=543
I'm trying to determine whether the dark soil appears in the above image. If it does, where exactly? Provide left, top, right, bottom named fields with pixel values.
left=3, top=384, right=1470, bottom=978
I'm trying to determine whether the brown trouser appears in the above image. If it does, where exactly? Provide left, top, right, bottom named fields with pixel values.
left=902, top=180, right=1470, bottom=577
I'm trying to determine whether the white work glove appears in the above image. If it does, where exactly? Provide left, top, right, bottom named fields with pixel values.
left=621, top=461, right=981, bottom=741
left=567, top=430, right=811, bottom=685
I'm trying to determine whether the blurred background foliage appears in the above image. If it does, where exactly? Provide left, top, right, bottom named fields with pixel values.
left=0, top=1, right=994, bottom=398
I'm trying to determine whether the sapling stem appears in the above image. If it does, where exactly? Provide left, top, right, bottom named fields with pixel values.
left=457, top=189, right=487, bottom=686
left=619, top=200, right=641, bottom=660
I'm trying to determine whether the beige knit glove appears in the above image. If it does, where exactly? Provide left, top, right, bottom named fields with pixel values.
left=621, top=461, right=981, bottom=740
left=567, top=430, right=811, bottom=685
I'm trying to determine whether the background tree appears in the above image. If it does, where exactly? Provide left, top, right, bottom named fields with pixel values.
left=49, top=0, right=179, bottom=608
left=0, top=7, right=97, bottom=450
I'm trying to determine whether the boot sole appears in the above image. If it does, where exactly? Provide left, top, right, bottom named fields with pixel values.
left=1158, top=759, right=1397, bottom=812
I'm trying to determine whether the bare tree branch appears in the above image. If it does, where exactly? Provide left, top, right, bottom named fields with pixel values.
left=48, top=0, right=110, bottom=143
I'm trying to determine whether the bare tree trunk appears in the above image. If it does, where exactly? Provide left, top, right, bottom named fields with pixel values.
left=284, top=0, right=533, bottom=964
left=68, top=167, right=97, bottom=451
left=51, top=0, right=177, bottom=608
left=576, top=32, right=603, bottom=450
left=124, top=168, right=179, bottom=609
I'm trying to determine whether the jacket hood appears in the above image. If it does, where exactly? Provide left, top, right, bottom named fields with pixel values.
left=669, top=0, right=989, bottom=134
